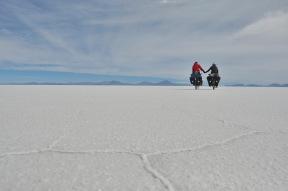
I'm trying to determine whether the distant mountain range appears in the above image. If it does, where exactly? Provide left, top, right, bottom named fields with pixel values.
left=1, top=81, right=287, bottom=87
left=0, top=70, right=287, bottom=87
left=0, top=80, right=186, bottom=86
left=226, top=83, right=288, bottom=87
left=0, top=70, right=180, bottom=84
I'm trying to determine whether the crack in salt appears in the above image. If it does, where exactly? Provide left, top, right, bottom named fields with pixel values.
left=0, top=149, right=175, bottom=191
left=0, top=133, right=67, bottom=159
left=0, top=130, right=265, bottom=191
left=147, top=131, right=265, bottom=156
left=0, top=149, right=140, bottom=158
left=0, top=131, right=265, bottom=158
left=140, top=154, right=175, bottom=191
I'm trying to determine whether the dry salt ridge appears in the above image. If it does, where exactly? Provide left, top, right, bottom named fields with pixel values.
left=0, top=86, right=287, bottom=191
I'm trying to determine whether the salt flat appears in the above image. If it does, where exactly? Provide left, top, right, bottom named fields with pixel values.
left=0, top=86, right=287, bottom=191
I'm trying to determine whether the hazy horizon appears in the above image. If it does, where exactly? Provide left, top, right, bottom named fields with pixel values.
left=0, top=69, right=288, bottom=86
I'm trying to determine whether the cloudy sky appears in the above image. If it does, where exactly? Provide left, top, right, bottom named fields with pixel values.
left=0, top=0, right=288, bottom=84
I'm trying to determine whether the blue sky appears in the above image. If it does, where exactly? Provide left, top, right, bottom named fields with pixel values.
left=0, top=0, right=288, bottom=84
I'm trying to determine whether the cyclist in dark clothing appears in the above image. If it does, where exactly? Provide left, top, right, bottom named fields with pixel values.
left=205, top=63, right=219, bottom=75
left=205, top=63, right=220, bottom=87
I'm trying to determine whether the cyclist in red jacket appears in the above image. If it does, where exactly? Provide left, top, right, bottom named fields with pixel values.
left=192, top=61, right=205, bottom=73
left=190, top=61, right=205, bottom=87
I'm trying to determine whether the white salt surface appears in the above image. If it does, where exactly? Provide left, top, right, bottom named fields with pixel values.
left=0, top=86, right=287, bottom=190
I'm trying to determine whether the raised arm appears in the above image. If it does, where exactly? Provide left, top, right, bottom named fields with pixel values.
left=200, top=65, right=205, bottom=73
left=205, top=67, right=212, bottom=73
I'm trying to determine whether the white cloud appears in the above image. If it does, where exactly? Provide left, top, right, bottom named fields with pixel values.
left=234, top=11, right=288, bottom=43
